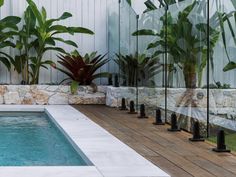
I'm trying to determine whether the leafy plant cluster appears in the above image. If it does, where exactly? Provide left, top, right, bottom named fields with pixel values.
left=115, top=53, right=162, bottom=87
left=133, top=0, right=236, bottom=88
left=57, top=51, right=109, bottom=85
left=0, top=0, right=109, bottom=86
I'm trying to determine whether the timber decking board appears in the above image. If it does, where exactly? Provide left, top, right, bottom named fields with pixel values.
left=73, top=105, right=236, bottom=177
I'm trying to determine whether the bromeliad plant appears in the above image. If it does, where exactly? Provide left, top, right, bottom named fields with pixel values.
left=23, top=0, right=94, bottom=84
left=56, top=50, right=110, bottom=89
left=115, top=53, right=162, bottom=87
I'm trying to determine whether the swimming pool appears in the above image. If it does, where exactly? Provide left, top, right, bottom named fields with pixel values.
left=0, top=105, right=170, bottom=177
left=0, top=112, right=90, bottom=166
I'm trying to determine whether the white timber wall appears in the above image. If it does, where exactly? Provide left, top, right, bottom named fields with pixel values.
left=0, top=0, right=109, bottom=84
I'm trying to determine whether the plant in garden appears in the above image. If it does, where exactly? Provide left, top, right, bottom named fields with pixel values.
left=115, top=53, right=162, bottom=87
left=56, top=50, right=109, bottom=89
left=25, top=0, right=94, bottom=84
left=11, top=6, right=36, bottom=84
left=217, top=0, right=236, bottom=72
left=143, top=0, right=186, bottom=13
left=134, top=1, right=220, bottom=88
left=0, top=0, right=21, bottom=71
left=126, top=0, right=132, bottom=6
left=0, top=0, right=3, bottom=6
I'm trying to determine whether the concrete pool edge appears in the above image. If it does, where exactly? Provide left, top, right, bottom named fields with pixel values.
left=0, top=105, right=170, bottom=177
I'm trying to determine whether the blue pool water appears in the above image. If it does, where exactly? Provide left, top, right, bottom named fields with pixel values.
left=0, top=112, right=89, bottom=166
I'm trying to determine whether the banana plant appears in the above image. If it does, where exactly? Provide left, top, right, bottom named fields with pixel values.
left=11, top=6, right=36, bottom=84
left=219, top=0, right=236, bottom=72
left=26, top=0, right=94, bottom=84
left=134, top=1, right=221, bottom=88
left=0, top=0, right=21, bottom=71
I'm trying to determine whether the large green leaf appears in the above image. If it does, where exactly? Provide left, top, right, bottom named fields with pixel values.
left=0, top=16, right=21, bottom=31
left=48, top=25, right=68, bottom=33
left=43, top=47, right=67, bottom=54
left=26, top=0, right=43, bottom=26
left=0, top=57, right=11, bottom=70
left=53, top=37, right=78, bottom=47
left=0, top=0, right=4, bottom=7
left=0, top=41, right=15, bottom=49
left=59, top=12, right=72, bottom=20
left=45, top=12, right=72, bottom=27
left=223, top=61, right=236, bottom=72
left=132, top=29, right=158, bottom=36
left=24, top=6, right=36, bottom=33
left=67, top=27, right=94, bottom=35
left=41, top=7, right=47, bottom=22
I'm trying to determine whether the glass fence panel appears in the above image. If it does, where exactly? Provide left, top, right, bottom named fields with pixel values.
left=208, top=0, right=236, bottom=152
left=110, top=0, right=236, bottom=152
left=113, top=0, right=138, bottom=109
left=165, top=0, right=208, bottom=137
left=108, top=0, right=119, bottom=86
left=137, top=7, right=165, bottom=118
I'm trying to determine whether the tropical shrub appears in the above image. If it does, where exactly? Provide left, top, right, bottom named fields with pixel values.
left=20, top=0, right=94, bottom=84
left=219, top=0, right=236, bottom=72
left=56, top=51, right=110, bottom=86
left=11, top=6, right=36, bottom=84
left=133, top=1, right=220, bottom=88
left=0, top=0, right=21, bottom=71
left=115, top=53, right=162, bottom=87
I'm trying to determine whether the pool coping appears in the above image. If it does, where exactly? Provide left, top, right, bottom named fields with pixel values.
left=0, top=105, right=170, bottom=177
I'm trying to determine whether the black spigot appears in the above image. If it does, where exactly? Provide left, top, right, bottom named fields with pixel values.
left=119, top=98, right=128, bottom=110
left=108, top=74, right=113, bottom=85
left=189, top=121, right=204, bottom=141
left=138, top=104, right=148, bottom=119
left=212, top=130, right=230, bottom=153
left=128, top=101, right=137, bottom=114
left=21, top=80, right=26, bottom=85
left=153, top=108, right=165, bottom=125
left=114, top=74, right=119, bottom=87
left=168, top=113, right=181, bottom=132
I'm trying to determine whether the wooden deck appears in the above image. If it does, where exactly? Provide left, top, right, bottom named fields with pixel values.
left=74, top=105, right=236, bottom=177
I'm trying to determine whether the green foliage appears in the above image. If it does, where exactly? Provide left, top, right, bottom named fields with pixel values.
left=143, top=0, right=186, bottom=12
left=0, top=0, right=4, bottom=7
left=134, top=1, right=220, bottom=88
left=23, top=0, right=94, bottom=84
left=115, top=53, right=162, bottom=87
left=57, top=51, right=110, bottom=85
left=202, top=81, right=231, bottom=89
left=218, top=1, right=236, bottom=72
left=11, top=6, right=37, bottom=84
left=70, top=80, right=79, bottom=95
left=0, top=12, right=21, bottom=71
left=126, top=0, right=131, bottom=6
